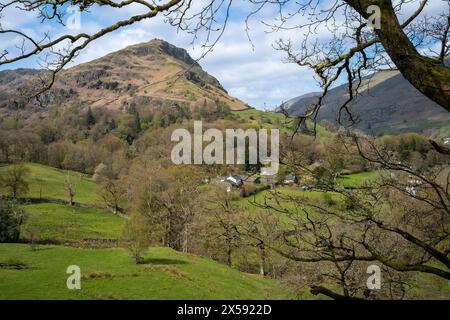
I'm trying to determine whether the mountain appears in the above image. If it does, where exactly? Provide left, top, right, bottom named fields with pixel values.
left=0, top=39, right=248, bottom=116
left=282, top=68, right=450, bottom=136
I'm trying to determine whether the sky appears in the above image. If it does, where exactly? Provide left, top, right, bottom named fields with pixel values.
left=0, top=0, right=446, bottom=109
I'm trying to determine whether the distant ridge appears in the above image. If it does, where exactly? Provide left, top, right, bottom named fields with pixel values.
left=282, top=66, right=450, bottom=136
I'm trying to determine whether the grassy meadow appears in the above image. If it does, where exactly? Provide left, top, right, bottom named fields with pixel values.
left=0, top=163, right=293, bottom=300
left=0, top=244, right=290, bottom=300
left=0, top=163, right=100, bottom=204
left=23, top=203, right=124, bottom=242
left=1, top=162, right=447, bottom=300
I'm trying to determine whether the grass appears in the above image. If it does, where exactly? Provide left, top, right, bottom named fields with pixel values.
left=233, top=171, right=379, bottom=228
left=336, top=171, right=380, bottom=187
left=0, top=162, right=292, bottom=300
left=232, top=108, right=286, bottom=123
left=22, top=203, right=125, bottom=242
left=233, top=181, right=450, bottom=300
left=0, top=162, right=446, bottom=299
left=371, top=119, right=450, bottom=138
left=0, top=244, right=292, bottom=300
left=235, top=187, right=343, bottom=216
left=234, top=170, right=379, bottom=211
left=231, top=109, right=332, bottom=139
left=0, top=163, right=100, bottom=205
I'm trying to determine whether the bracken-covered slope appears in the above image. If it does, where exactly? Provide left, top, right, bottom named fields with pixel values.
left=283, top=68, right=450, bottom=135
left=0, top=39, right=248, bottom=116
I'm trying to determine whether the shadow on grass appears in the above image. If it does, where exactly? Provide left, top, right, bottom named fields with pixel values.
left=0, top=261, right=30, bottom=270
left=141, top=258, right=188, bottom=265
left=30, top=246, right=55, bottom=251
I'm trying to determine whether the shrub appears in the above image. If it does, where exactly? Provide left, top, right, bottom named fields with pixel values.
left=0, top=200, right=27, bottom=243
left=120, top=212, right=151, bottom=264
left=341, top=197, right=356, bottom=210
left=0, top=163, right=30, bottom=198
left=240, top=183, right=270, bottom=198
left=240, top=183, right=257, bottom=198
left=322, top=193, right=336, bottom=207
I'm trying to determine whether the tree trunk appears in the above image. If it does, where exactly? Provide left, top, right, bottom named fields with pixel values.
left=259, top=243, right=267, bottom=276
left=345, top=0, right=450, bottom=111
left=226, top=238, right=232, bottom=266
left=183, top=225, right=189, bottom=253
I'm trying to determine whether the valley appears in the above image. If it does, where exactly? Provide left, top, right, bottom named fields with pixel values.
left=0, top=39, right=449, bottom=301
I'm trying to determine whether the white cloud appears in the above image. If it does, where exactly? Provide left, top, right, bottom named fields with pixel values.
left=61, top=8, right=323, bottom=108
left=0, top=1, right=325, bottom=108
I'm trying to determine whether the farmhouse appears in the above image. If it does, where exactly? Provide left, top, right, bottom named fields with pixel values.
left=226, top=175, right=244, bottom=188
left=284, top=173, right=299, bottom=185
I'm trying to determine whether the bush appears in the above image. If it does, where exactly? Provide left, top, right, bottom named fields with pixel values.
left=0, top=163, right=30, bottom=198
left=120, top=212, right=151, bottom=264
left=322, top=193, right=336, bottom=207
left=341, top=197, right=356, bottom=210
left=239, top=183, right=257, bottom=198
left=239, top=183, right=270, bottom=198
left=0, top=200, right=27, bottom=243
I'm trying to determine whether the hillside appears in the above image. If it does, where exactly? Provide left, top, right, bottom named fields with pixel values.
left=0, top=164, right=379, bottom=300
left=1, top=156, right=448, bottom=300
left=0, top=244, right=289, bottom=299
left=0, top=163, right=291, bottom=300
left=0, top=39, right=248, bottom=118
left=232, top=108, right=333, bottom=138
left=0, top=163, right=99, bottom=205
left=283, top=69, right=450, bottom=136
left=24, top=203, right=124, bottom=242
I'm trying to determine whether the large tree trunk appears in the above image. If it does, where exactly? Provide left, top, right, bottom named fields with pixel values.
left=345, top=0, right=450, bottom=112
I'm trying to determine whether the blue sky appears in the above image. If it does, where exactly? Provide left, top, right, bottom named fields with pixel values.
left=0, top=0, right=445, bottom=109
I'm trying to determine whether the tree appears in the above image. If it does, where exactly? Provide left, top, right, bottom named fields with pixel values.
left=99, top=179, right=125, bottom=214
left=0, top=200, right=27, bottom=243
left=24, top=219, right=40, bottom=251
left=128, top=165, right=203, bottom=252
left=275, top=0, right=450, bottom=120
left=0, top=163, right=30, bottom=198
left=0, top=130, right=11, bottom=162
left=84, top=107, right=96, bottom=129
left=241, top=210, right=282, bottom=276
left=203, top=182, right=243, bottom=266
left=0, top=131, right=44, bottom=163
left=64, top=172, right=81, bottom=206
left=117, top=114, right=139, bottom=144
left=127, top=105, right=142, bottom=134
left=344, top=0, right=450, bottom=109
left=120, top=212, right=152, bottom=264
left=256, top=132, right=449, bottom=299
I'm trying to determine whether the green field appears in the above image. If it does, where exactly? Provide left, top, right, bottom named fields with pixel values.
left=2, top=162, right=444, bottom=300
left=235, top=170, right=380, bottom=211
left=336, top=171, right=380, bottom=187
left=0, top=163, right=293, bottom=300
left=0, top=244, right=291, bottom=300
left=231, top=109, right=332, bottom=138
left=23, top=203, right=124, bottom=242
left=232, top=108, right=286, bottom=123
left=0, top=163, right=100, bottom=205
